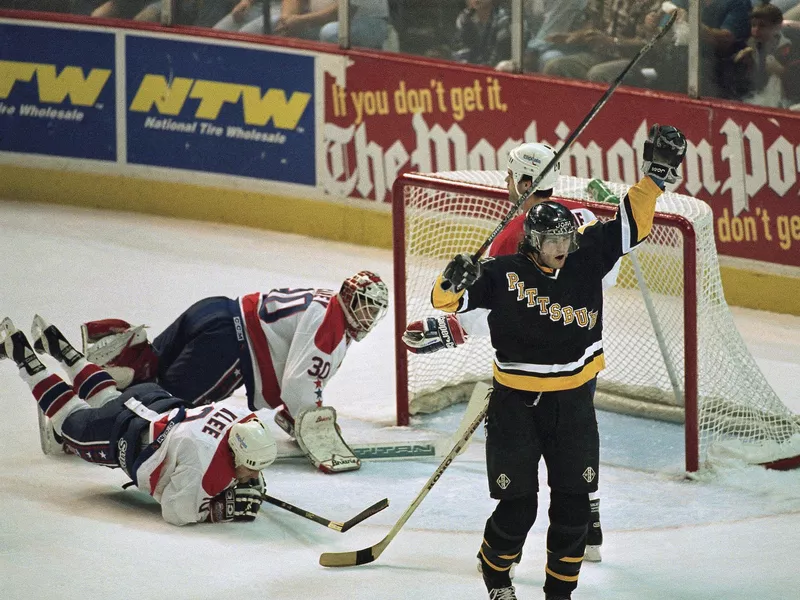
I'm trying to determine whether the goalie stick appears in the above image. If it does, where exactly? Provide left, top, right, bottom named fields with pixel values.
left=262, top=494, right=389, bottom=533
left=319, top=402, right=489, bottom=567
left=466, top=11, right=678, bottom=263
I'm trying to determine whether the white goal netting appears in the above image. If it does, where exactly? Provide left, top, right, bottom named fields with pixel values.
left=395, top=170, right=800, bottom=472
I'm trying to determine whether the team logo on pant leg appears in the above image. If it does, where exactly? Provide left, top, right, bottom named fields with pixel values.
left=582, top=466, right=596, bottom=483
left=496, top=473, right=511, bottom=489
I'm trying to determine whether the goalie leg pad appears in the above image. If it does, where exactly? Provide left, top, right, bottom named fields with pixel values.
left=294, top=406, right=361, bottom=473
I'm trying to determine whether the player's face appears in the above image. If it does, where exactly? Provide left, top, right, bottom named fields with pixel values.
left=235, top=464, right=260, bottom=482
left=537, top=233, right=573, bottom=269
left=351, top=304, right=382, bottom=334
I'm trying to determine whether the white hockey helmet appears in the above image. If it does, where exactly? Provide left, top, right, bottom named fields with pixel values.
left=507, top=142, right=560, bottom=192
left=229, top=419, right=277, bottom=471
left=339, top=270, right=389, bottom=342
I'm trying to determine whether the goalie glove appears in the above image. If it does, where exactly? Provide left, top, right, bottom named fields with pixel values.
left=641, top=124, right=687, bottom=184
left=81, top=319, right=158, bottom=389
left=402, top=314, right=468, bottom=354
left=207, top=483, right=263, bottom=523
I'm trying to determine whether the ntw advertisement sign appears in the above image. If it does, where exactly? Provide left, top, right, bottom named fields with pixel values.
left=0, top=23, right=115, bottom=160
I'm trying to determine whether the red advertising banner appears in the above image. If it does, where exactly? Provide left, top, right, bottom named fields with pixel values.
left=321, top=54, right=800, bottom=268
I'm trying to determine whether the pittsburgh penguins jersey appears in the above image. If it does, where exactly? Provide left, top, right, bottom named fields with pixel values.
left=432, top=176, right=663, bottom=392
left=458, top=205, right=621, bottom=338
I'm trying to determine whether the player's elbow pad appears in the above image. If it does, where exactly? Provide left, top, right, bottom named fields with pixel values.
left=402, top=315, right=468, bottom=354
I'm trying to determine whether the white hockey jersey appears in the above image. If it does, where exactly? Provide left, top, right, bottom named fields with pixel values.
left=238, top=288, right=350, bottom=417
left=132, top=402, right=259, bottom=526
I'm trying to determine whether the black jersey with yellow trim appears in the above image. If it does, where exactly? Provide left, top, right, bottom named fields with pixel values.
left=430, top=176, right=662, bottom=393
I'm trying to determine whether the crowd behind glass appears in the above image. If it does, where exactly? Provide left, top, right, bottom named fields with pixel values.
left=2, top=0, right=798, bottom=111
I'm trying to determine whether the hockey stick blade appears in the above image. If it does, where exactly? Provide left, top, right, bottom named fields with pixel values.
left=262, top=494, right=389, bottom=533
left=339, top=498, right=390, bottom=533
left=319, top=403, right=489, bottom=567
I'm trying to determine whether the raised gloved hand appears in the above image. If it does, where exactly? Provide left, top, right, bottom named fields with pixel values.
left=403, top=314, right=468, bottom=354
left=641, top=124, right=687, bottom=184
left=443, top=253, right=481, bottom=292
left=208, top=483, right=263, bottom=523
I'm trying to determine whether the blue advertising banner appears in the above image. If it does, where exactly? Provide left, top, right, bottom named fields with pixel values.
left=126, top=36, right=315, bottom=185
left=0, top=23, right=116, bottom=160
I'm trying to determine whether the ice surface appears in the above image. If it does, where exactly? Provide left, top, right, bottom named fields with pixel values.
left=1, top=200, right=799, bottom=600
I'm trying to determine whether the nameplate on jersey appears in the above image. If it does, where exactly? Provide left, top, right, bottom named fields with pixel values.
left=505, top=272, right=598, bottom=329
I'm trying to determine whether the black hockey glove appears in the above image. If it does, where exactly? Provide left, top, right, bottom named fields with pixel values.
left=641, top=124, right=687, bottom=184
left=208, top=483, right=263, bottom=523
left=443, top=253, right=481, bottom=292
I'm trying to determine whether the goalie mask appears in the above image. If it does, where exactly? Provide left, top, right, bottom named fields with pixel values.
left=523, top=201, right=580, bottom=256
left=507, top=142, right=560, bottom=193
left=229, top=419, right=277, bottom=471
left=339, top=270, right=389, bottom=342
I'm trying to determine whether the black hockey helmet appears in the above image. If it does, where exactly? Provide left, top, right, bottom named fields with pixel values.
left=522, top=201, right=579, bottom=254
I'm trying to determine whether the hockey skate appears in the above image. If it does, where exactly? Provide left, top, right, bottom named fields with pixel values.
left=31, top=315, right=83, bottom=366
left=29, top=316, right=77, bottom=455
left=488, top=587, right=517, bottom=600
left=0, top=317, right=45, bottom=376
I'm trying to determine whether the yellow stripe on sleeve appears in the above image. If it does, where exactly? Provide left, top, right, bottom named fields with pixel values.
left=627, top=176, right=663, bottom=242
left=431, top=274, right=465, bottom=313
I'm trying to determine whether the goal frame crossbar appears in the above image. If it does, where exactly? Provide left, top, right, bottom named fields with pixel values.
left=391, top=172, right=700, bottom=471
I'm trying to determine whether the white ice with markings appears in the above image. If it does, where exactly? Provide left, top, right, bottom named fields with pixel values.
left=1, top=200, right=799, bottom=600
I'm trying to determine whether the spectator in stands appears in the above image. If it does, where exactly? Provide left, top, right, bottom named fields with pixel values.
left=452, top=0, right=523, bottom=68
left=133, top=0, right=233, bottom=27
left=605, top=0, right=751, bottom=98
left=232, top=0, right=389, bottom=49
left=732, top=3, right=792, bottom=107
left=782, top=0, right=800, bottom=21
left=214, top=0, right=271, bottom=31
left=91, top=0, right=149, bottom=19
left=539, top=0, right=663, bottom=80
left=525, top=0, right=589, bottom=71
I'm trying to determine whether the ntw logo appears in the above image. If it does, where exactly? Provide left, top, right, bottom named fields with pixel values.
left=0, top=60, right=111, bottom=106
left=129, top=75, right=311, bottom=130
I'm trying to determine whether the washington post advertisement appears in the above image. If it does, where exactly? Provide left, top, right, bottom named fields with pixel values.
left=125, top=35, right=315, bottom=185
left=0, top=23, right=115, bottom=160
left=321, top=53, right=800, bottom=268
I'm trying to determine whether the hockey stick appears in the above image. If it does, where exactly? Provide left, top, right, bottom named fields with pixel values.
left=262, top=494, right=389, bottom=533
left=319, top=403, right=489, bottom=567
left=469, top=11, right=678, bottom=262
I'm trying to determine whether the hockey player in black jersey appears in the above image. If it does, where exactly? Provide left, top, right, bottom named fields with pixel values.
left=432, top=124, right=687, bottom=600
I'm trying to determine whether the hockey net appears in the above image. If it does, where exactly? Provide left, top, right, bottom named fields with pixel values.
left=392, top=171, right=800, bottom=472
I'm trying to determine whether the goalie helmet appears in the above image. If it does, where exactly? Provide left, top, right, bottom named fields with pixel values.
left=339, top=270, right=389, bottom=342
left=523, top=201, right=580, bottom=254
left=507, top=142, right=560, bottom=192
left=229, top=419, right=277, bottom=471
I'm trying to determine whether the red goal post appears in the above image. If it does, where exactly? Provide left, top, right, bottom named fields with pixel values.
left=392, top=170, right=800, bottom=473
